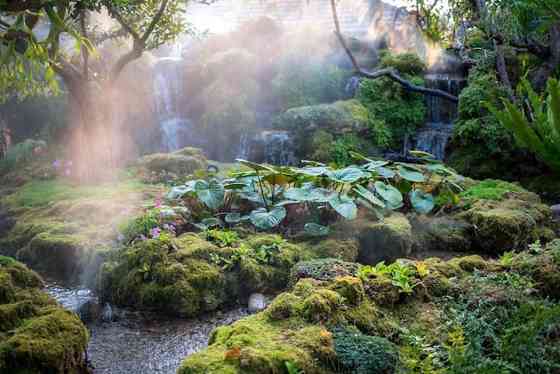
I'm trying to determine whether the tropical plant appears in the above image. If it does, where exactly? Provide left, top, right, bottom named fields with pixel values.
left=358, top=261, right=420, bottom=294
left=167, top=153, right=462, bottom=232
left=489, top=78, right=560, bottom=172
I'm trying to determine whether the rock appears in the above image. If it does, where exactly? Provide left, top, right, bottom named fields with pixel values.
left=551, top=204, right=560, bottom=221
left=248, top=293, right=267, bottom=314
left=355, top=214, right=413, bottom=265
left=136, top=148, right=207, bottom=176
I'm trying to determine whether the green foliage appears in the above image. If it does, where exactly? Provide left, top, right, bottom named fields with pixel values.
left=271, top=62, right=349, bottom=111
left=358, top=261, right=418, bottom=294
left=459, top=179, right=525, bottom=203
left=489, top=78, right=560, bottom=172
left=0, top=139, right=46, bottom=174
left=333, top=328, right=399, bottom=373
left=168, top=154, right=461, bottom=232
left=205, top=229, right=239, bottom=248
left=379, top=51, right=427, bottom=75
left=357, top=56, right=426, bottom=148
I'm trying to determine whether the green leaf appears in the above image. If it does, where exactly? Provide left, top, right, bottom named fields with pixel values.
left=304, top=223, right=330, bottom=237
left=224, top=182, right=248, bottom=190
left=374, top=181, right=403, bottom=210
left=236, top=159, right=275, bottom=172
left=409, top=150, right=435, bottom=159
left=284, top=187, right=314, bottom=202
left=328, top=194, right=357, bottom=220
left=225, top=213, right=242, bottom=223
left=364, top=160, right=390, bottom=171
left=327, top=167, right=365, bottom=183
left=409, top=189, right=435, bottom=214
left=398, top=165, right=426, bottom=183
left=250, top=207, right=287, bottom=230
left=375, top=167, right=396, bottom=179
left=297, top=166, right=330, bottom=176
left=195, top=179, right=225, bottom=210
left=353, top=185, right=385, bottom=208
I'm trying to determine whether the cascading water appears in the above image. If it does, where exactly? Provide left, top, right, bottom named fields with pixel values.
left=153, top=56, right=193, bottom=152
left=408, top=72, right=466, bottom=160
left=236, top=130, right=297, bottom=165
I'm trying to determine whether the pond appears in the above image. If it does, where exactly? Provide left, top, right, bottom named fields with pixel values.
left=45, top=281, right=248, bottom=374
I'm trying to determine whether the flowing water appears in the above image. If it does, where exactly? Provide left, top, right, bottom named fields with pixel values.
left=236, top=130, right=297, bottom=165
left=45, top=282, right=248, bottom=374
left=406, top=73, right=466, bottom=160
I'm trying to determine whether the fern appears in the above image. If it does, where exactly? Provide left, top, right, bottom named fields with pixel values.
left=488, top=78, right=560, bottom=172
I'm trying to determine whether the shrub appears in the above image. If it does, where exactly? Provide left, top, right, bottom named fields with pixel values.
left=333, top=328, right=399, bottom=373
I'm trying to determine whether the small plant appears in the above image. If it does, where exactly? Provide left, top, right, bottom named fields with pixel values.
left=415, top=261, right=430, bottom=278
left=489, top=78, right=560, bottom=173
left=529, top=239, right=544, bottom=254
left=499, top=251, right=516, bottom=267
left=284, top=361, right=303, bottom=374
left=205, top=229, right=239, bottom=247
left=358, top=261, right=419, bottom=294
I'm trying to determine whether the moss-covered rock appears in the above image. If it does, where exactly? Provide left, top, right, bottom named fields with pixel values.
left=16, top=232, right=85, bottom=279
left=0, top=257, right=89, bottom=373
left=290, top=258, right=360, bottom=284
left=308, top=238, right=359, bottom=262
left=354, top=214, right=413, bottom=265
left=136, top=148, right=207, bottom=176
left=456, top=180, right=553, bottom=254
left=100, top=233, right=312, bottom=317
left=412, top=216, right=472, bottom=254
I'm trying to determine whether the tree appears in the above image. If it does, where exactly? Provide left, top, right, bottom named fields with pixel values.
left=329, top=0, right=459, bottom=103
left=0, top=0, right=188, bottom=180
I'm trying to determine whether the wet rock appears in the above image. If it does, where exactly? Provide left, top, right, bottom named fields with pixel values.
left=552, top=204, right=560, bottom=221
left=248, top=293, right=267, bottom=314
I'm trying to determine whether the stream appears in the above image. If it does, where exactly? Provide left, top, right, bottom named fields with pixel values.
left=45, top=281, right=248, bottom=374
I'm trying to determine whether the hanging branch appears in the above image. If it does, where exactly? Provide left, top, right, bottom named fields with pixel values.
left=329, top=0, right=458, bottom=103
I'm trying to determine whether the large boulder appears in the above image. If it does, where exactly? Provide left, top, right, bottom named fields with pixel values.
left=0, top=256, right=89, bottom=373
left=136, top=147, right=207, bottom=176
left=456, top=180, right=553, bottom=254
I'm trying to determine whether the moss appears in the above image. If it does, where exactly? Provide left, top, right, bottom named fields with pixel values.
left=0, top=259, right=89, bottom=373
left=265, top=292, right=303, bottom=321
left=137, top=152, right=207, bottom=176
left=379, top=51, right=426, bottom=75
left=413, top=216, right=472, bottom=253
left=309, top=238, right=359, bottom=262
left=16, top=232, right=85, bottom=278
left=179, top=315, right=327, bottom=374
left=290, top=258, right=360, bottom=284
left=363, top=277, right=400, bottom=306
left=454, top=255, right=488, bottom=272
left=302, top=289, right=344, bottom=323
left=101, top=233, right=311, bottom=317
left=460, top=179, right=527, bottom=203
left=354, top=214, right=413, bottom=265
left=423, top=257, right=464, bottom=278
left=330, top=276, right=365, bottom=305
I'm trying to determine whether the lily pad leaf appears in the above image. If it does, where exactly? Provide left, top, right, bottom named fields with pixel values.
left=250, top=206, right=287, bottom=230
left=375, top=167, right=396, bottom=179
left=398, top=165, right=426, bottom=183
left=304, top=223, right=330, bottom=237
left=410, top=189, right=435, bottom=214
left=374, top=181, right=403, bottom=210
left=328, top=194, right=357, bottom=220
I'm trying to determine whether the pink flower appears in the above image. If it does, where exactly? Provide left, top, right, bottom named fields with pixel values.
left=150, top=227, right=161, bottom=238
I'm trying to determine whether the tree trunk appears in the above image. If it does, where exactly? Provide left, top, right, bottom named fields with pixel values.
left=530, top=22, right=560, bottom=91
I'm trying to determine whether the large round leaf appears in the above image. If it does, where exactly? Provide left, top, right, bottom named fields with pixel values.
left=398, top=165, right=426, bottom=183
left=250, top=206, right=287, bottom=230
left=236, top=159, right=275, bottom=172
left=374, top=181, right=403, bottom=210
left=284, top=187, right=314, bottom=202
left=375, top=167, right=396, bottom=179
left=410, top=189, right=435, bottom=214
left=225, top=212, right=242, bottom=223
left=327, top=167, right=365, bottom=183
left=195, top=179, right=225, bottom=210
left=328, top=194, right=358, bottom=220
left=353, top=185, right=385, bottom=208
left=297, top=166, right=330, bottom=177
left=304, top=223, right=330, bottom=237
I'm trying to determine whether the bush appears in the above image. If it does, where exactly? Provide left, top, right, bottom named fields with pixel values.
left=333, top=328, right=399, bottom=373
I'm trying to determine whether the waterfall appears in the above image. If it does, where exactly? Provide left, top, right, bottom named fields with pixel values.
left=153, top=56, right=193, bottom=152
left=407, top=72, right=466, bottom=160
left=236, top=130, right=296, bottom=165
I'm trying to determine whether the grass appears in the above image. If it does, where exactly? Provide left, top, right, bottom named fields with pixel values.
left=3, top=178, right=150, bottom=209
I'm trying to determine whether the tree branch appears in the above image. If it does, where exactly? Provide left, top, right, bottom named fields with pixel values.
left=329, top=0, right=458, bottom=103
left=141, top=0, right=169, bottom=44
